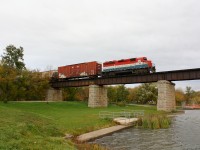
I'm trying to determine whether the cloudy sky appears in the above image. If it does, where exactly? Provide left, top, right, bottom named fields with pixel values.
left=0, top=0, right=200, bottom=90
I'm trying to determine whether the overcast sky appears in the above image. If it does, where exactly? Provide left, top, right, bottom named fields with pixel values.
left=0, top=0, right=200, bottom=90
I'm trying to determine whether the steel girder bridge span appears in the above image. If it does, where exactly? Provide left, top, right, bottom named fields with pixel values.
left=47, top=68, right=200, bottom=111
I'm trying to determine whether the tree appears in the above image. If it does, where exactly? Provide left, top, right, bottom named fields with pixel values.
left=76, top=87, right=89, bottom=101
left=0, top=65, right=17, bottom=103
left=192, top=91, right=200, bottom=104
left=1, top=45, right=25, bottom=71
left=107, top=85, right=129, bottom=103
left=19, top=70, right=50, bottom=100
left=135, top=83, right=158, bottom=104
left=115, top=85, right=129, bottom=102
left=107, top=86, right=117, bottom=103
left=185, top=86, right=195, bottom=104
left=0, top=45, right=26, bottom=103
left=0, top=45, right=52, bottom=102
left=175, top=88, right=185, bottom=105
left=63, top=87, right=80, bottom=101
left=127, top=87, right=139, bottom=103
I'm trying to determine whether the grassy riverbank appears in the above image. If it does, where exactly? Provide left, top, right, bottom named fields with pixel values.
left=0, top=101, right=166, bottom=149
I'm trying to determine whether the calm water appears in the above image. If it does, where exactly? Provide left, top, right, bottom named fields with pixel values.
left=91, top=110, right=200, bottom=150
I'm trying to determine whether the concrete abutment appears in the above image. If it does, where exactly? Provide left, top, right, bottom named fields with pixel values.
left=88, top=85, right=108, bottom=108
left=157, top=80, right=176, bottom=112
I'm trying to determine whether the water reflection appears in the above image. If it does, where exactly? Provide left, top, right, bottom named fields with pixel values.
left=91, top=110, right=200, bottom=150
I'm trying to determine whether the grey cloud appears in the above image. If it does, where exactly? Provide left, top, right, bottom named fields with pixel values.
left=0, top=0, right=200, bottom=89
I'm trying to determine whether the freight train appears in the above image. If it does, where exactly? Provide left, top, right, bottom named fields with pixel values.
left=51, top=57, right=155, bottom=81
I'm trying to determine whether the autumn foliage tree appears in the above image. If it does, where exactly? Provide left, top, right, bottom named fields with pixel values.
left=17, top=70, right=49, bottom=100
left=62, top=87, right=89, bottom=101
left=0, top=45, right=26, bottom=102
left=135, top=83, right=158, bottom=104
left=0, top=45, right=49, bottom=102
left=192, top=91, right=200, bottom=104
left=185, top=86, right=195, bottom=104
left=175, top=88, right=185, bottom=105
left=127, top=87, right=139, bottom=103
left=0, top=65, right=17, bottom=103
left=107, top=85, right=129, bottom=104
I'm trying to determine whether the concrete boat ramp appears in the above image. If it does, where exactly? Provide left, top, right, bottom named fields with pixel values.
left=77, top=117, right=138, bottom=142
left=77, top=125, right=132, bottom=142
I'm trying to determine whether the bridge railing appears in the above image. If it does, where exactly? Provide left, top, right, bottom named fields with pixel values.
left=99, top=110, right=144, bottom=119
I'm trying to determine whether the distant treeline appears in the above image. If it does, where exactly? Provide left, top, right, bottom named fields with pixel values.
left=0, top=45, right=199, bottom=105
left=62, top=84, right=200, bottom=105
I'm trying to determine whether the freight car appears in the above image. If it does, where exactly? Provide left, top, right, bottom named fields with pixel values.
left=51, top=57, right=155, bottom=81
left=58, top=61, right=102, bottom=79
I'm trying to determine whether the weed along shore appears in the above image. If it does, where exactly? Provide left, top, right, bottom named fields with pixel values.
left=0, top=101, right=173, bottom=149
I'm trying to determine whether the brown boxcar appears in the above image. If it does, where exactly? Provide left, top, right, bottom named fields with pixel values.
left=58, top=61, right=102, bottom=79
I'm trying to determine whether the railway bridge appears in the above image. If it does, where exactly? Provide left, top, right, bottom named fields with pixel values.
left=47, top=68, right=200, bottom=112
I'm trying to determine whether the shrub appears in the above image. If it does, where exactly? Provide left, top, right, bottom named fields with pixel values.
left=116, top=101, right=126, bottom=107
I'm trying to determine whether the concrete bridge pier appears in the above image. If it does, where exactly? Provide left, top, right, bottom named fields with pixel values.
left=88, top=85, right=108, bottom=108
left=157, top=80, right=176, bottom=112
left=45, top=88, right=63, bottom=101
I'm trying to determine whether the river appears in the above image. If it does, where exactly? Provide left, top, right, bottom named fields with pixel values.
left=91, top=110, right=200, bottom=150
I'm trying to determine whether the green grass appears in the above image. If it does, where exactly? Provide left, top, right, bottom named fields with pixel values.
left=0, top=101, right=165, bottom=149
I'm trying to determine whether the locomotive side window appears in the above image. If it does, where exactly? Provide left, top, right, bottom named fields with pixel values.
left=143, top=57, right=147, bottom=60
left=104, top=61, right=115, bottom=65
left=118, top=59, right=124, bottom=62
left=130, top=58, right=136, bottom=61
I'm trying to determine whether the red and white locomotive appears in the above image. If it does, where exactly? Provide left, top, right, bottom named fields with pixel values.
left=53, top=57, right=155, bottom=80
left=102, top=57, right=155, bottom=76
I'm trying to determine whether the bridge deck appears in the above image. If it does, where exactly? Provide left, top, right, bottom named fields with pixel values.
left=51, top=68, right=200, bottom=88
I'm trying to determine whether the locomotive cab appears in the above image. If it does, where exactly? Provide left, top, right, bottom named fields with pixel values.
left=150, top=64, right=156, bottom=73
